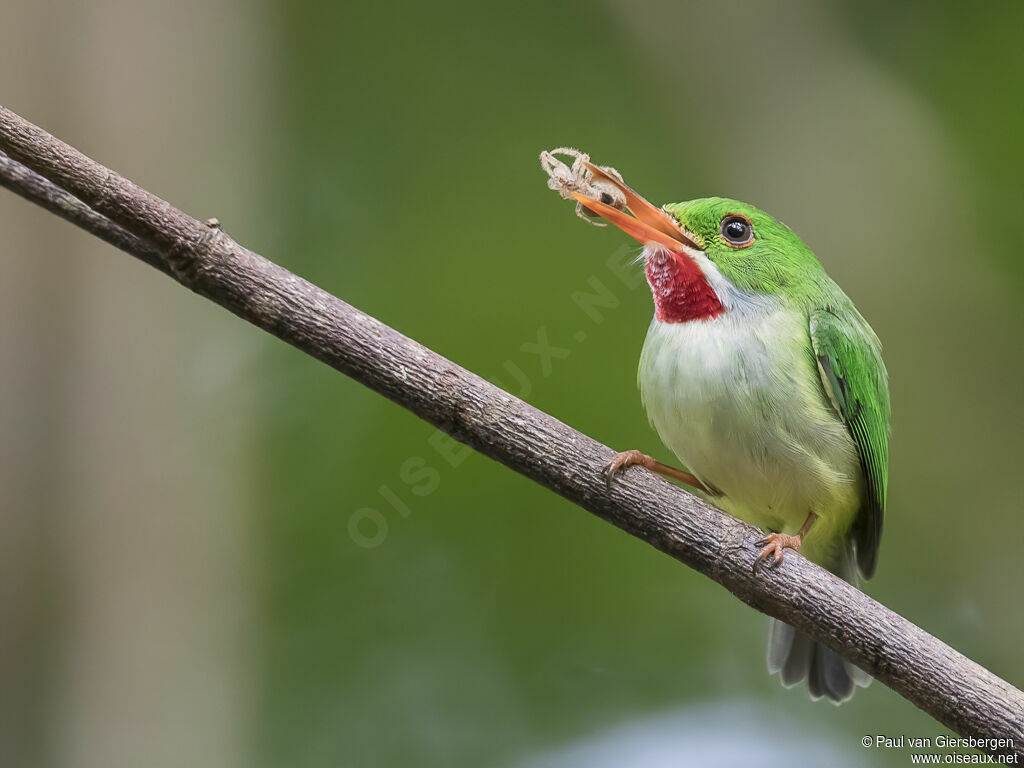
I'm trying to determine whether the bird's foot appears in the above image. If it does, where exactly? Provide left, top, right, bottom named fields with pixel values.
left=602, top=449, right=713, bottom=494
left=752, top=512, right=817, bottom=574
left=752, top=532, right=803, bottom=574
left=603, top=449, right=648, bottom=487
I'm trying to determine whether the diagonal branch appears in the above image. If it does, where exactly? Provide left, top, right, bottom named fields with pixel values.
left=0, top=148, right=170, bottom=277
left=1, top=106, right=1021, bottom=757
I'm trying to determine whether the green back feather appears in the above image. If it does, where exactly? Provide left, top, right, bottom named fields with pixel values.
left=810, top=309, right=890, bottom=578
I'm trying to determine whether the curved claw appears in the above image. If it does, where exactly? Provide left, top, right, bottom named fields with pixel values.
left=603, top=450, right=645, bottom=489
left=752, top=532, right=802, bottom=575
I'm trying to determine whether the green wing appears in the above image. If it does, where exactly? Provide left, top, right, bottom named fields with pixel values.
left=810, top=308, right=890, bottom=579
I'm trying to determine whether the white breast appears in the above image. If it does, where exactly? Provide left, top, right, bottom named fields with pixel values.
left=638, top=302, right=862, bottom=536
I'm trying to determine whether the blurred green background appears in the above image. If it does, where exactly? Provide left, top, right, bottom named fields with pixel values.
left=1, top=1, right=1022, bottom=767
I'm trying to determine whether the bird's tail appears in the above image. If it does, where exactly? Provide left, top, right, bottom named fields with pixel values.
left=766, top=544, right=871, bottom=703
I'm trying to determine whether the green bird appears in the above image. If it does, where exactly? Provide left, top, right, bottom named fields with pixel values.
left=567, top=162, right=890, bottom=704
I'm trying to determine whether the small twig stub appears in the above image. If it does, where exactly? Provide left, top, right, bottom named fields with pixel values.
left=539, top=147, right=628, bottom=226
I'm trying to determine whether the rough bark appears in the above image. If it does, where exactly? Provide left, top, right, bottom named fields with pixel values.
left=1, top=106, right=1021, bottom=757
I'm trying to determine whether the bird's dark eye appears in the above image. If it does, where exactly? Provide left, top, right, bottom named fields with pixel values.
left=720, top=214, right=754, bottom=247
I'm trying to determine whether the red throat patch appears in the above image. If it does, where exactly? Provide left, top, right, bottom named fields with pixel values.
left=645, top=249, right=724, bottom=323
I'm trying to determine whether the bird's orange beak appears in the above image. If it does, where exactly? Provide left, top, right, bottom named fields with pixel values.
left=573, top=163, right=701, bottom=252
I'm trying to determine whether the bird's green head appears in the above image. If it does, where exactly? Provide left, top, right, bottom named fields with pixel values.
left=663, top=197, right=824, bottom=298
left=572, top=166, right=826, bottom=322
